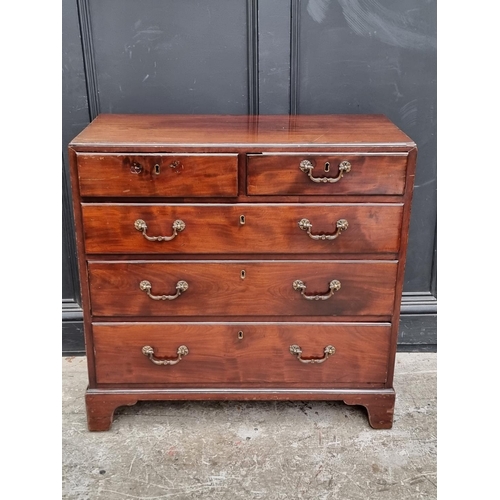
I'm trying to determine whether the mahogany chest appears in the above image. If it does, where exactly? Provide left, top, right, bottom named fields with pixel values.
left=68, top=114, right=416, bottom=431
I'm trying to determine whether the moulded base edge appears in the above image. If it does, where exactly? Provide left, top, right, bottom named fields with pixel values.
left=85, top=387, right=396, bottom=431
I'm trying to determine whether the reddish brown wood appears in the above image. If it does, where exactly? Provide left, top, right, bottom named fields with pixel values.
left=92, top=322, right=391, bottom=385
left=82, top=203, right=403, bottom=255
left=386, top=146, right=418, bottom=386
left=91, top=314, right=392, bottom=323
left=77, top=153, right=238, bottom=197
left=70, top=114, right=415, bottom=149
left=87, top=261, right=398, bottom=317
left=85, top=388, right=395, bottom=430
left=343, top=392, right=396, bottom=429
left=68, top=114, right=416, bottom=431
left=68, top=148, right=97, bottom=385
left=85, top=393, right=138, bottom=431
left=247, top=154, right=408, bottom=196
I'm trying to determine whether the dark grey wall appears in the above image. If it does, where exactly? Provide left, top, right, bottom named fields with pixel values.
left=89, top=0, right=249, bottom=114
left=62, top=0, right=436, bottom=354
left=62, top=0, right=90, bottom=352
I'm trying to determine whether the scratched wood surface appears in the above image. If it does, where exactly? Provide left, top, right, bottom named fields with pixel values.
left=77, top=153, right=238, bottom=197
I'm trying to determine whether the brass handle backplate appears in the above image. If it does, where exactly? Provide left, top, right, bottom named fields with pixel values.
left=298, top=218, right=348, bottom=240
left=142, top=345, right=189, bottom=365
left=293, top=279, right=341, bottom=300
left=139, top=280, right=188, bottom=300
left=134, top=219, right=185, bottom=242
left=289, top=344, right=335, bottom=364
left=299, top=160, right=351, bottom=183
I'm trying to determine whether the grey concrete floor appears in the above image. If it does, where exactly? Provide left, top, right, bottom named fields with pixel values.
left=62, top=353, right=436, bottom=499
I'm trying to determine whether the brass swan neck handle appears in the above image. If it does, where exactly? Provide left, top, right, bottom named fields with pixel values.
left=298, top=218, right=348, bottom=240
left=289, top=344, right=336, bottom=364
left=134, top=219, right=185, bottom=242
left=139, top=280, right=188, bottom=300
left=293, top=279, right=341, bottom=301
left=142, top=345, right=189, bottom=365
left=299, top=159, right=351, bottom=183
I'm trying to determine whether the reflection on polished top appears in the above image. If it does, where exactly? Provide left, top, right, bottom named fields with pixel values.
left=70, top=114, right=415, bottom=149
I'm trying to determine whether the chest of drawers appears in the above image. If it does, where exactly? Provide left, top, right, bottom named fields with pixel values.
left=68, top=114, right=416, bottom=431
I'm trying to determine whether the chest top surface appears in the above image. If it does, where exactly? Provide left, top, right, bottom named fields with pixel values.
left=69, top=114, right=415, bottom=149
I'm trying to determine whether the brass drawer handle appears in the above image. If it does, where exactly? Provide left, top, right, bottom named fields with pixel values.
left=289, top=344, right=336, bottom=364
left=299, top=160, right=351, bottom=183
left=134, top=219, right=185, bottom=242
left=139, top=280, right=188, bottom=300
left=298, top=218, right=348, bottom=240
left=142, top=345, right=189, bottom=365
left=293, top=279, right=341, bottom=300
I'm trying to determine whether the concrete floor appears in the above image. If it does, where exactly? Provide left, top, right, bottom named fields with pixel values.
left=62, top=353, right=436, bottom=499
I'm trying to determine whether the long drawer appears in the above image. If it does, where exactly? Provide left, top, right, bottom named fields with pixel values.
left=88, top=261, right=398, bottom=317
left=82, top=203, right=403, bottom=255
left=93, top=322, right=391, bottom=386
left=77, top=153, right=239, bottom=197
left=247, top=153, right=408, bottom=195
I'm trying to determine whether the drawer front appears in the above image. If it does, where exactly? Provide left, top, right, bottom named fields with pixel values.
left=247, top=154, right=407, bottom=195
left=77, top=153, right=238, bottom=197
left=82, top=203, right=403, bottom=255
left=93, top=323, right=391, bottom=386
left=88, top=261, right=397, bottom=317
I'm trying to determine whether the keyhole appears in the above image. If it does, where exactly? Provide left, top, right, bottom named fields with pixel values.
left=238, top=331, right=244, bottom=340
left=324, top=162, right=330, bottom=172
left=240, top=215, right=246, bottom=225
left=240, top=270, right=246, bottom=280
left=154, top=164, right=160, bottom=175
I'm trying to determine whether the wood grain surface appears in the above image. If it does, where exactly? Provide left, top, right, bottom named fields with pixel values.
left=68, top=113, right=416, bottom=431
left=77, top=153, right=238, bottom=197
left=82, top=203, right=403, bottom=255
left=88, top=260, right=398, bottom=317
left=93, top=322, right=391, bottom=386
left=247, top=154, right=408, bottom=195
left=70, top=114, right=415, bottom=149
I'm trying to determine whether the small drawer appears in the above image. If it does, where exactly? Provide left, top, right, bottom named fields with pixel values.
left=88, top=260, right=398, bottom=318
left=77, top=153, right=238, bottom=197
left=247, top=154, right=408, bottom=195
left=93, top=322, right=391, bottom=386
left=82, top=203, right=403, bottom=255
